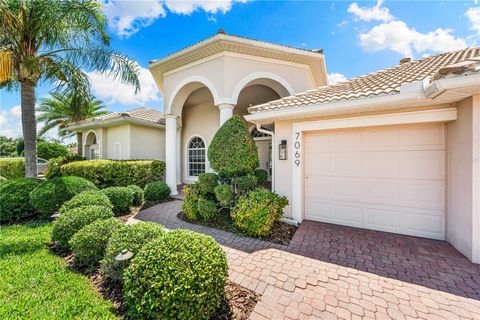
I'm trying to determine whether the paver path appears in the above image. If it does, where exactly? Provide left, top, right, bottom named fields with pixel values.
left=135, top=200, right=480, bottom=319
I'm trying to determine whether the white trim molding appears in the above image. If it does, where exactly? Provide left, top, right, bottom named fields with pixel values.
left=231, top=72, right=296, bottom=103
left=290, top=108, right=457, bottom=223
left=184, top=134, right=210, bottom=182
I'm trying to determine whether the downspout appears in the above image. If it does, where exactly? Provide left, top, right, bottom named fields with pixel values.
left=256, top=124, right=275, bottom=192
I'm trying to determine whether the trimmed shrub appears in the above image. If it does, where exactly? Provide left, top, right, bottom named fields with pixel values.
left=0, top=158, right=24, bottom=179
left=144, top=181, right=170, bottom=202
left=60, top=159, right=165, bottom=188
left=101, top=222, right=166, bottom=284
left=214, top=184, right=234, bottom=207
left=182, top=183, right=201, bottom=221
left=254, top=168, right=268, bottom=185
left=127, top=185, right=144, bottom=206
left=30, top=176, right=97, bottom=217
left=197, top=198, right=219, bottom=221
left=59, top=190, right=112, bottom=214
left=235, top=175, right=257, bottom=194
left=101, top=187, right=134, bottom=216
left=208, top=115, right=259, bottom=178
left=0, top=176, right=6, bottom=183
left=51, top=205, right=114, bottom=250
left=231, top=189, right=289, bottom=237
left=123, top=230, right=228, bottom=320
left=0, top=178, right=41, bottom=223
left=198, top=173, right=218, bottom=196
left=45, top=154, right=86, bottom=179
left=37, top=141, right=70, bottom=160
left=69, top=218, right=124, bottom=272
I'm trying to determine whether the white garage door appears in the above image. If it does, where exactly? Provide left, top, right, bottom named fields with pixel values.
left=304, top=124, right=445, bottom=240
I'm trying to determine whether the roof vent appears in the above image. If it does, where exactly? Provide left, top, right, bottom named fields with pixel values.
left=400, top=57, right=411, bottom=65
left=217, top=29, right=227, bottom=35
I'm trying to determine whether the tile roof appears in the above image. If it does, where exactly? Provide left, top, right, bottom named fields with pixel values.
left=248, top=47, right=480, bottom=114
left=76, top=108, right=165, bottom=125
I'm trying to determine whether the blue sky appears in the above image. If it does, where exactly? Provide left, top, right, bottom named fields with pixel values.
left=1, top=0, right=480, bottom=140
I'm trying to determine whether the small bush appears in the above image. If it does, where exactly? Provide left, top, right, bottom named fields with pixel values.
left=70, top=218, right=124, bottom=272
left=59, top=190, right=112, bottom=214
left=37, top=141, right=70, bottom=160
left=51, top=205, right=114, bottom=250
left=0, top=176, right=7, bottom=183
left=254, top=169, right=268, bottom=185
left=0, top=158, right=24, bottom=179
left=123, top=230, right=228, bottom=320
left=101, top=187, right=134, bottom=216
left=235, top=175, right=257, bottom=194
left=182, top=183, right=201, bottom=221
left=127, top=185, right=144, bottom=206
left=198, top=173, right=218, bottom=196
left=144, top=181, right=170, bottom=202
left=30, top=176, right=97, bottom=217
left=214, top=184, right=234, bottom=207
left=60, top=160, right=165, bottom=188
left=196, top=198, right=219, bottom=221
left=45, top=156, right=64, bottom=179
left=0, top=178, right=41, bottom=223
left=102, top=222, right=166, bottom=284
left=231, top=189, right=288, bottom=237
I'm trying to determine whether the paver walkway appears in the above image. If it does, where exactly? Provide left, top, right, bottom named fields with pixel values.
left=135, top=200, right=480, bottom=319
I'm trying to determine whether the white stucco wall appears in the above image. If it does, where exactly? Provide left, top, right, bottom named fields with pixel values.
left=106, top=125, right=131, bottom=160
left=130, top=125, right=165, bottom=160
left=273, top=120, right=293, bottom=218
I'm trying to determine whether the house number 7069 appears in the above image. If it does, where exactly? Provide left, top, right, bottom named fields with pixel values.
left=294, top=132, right=301, bottom=167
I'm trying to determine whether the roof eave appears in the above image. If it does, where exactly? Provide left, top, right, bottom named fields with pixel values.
left=67, top=116, right=165, bottom=131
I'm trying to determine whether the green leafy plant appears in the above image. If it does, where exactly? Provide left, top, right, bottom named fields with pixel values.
left=59, top=190, right=112, bottom=214
left=231, top=189, right=288, bottom=237
left=0, top=178, right=41, bottom=223
left=144, top=181, right=170, bottom=202
left=36, top=141, right=70, bottom=160
left=234, top=175, right=258, bottom=194
left=182, top=183, right=201, bottom=221
left=127, top=185, right=144, bottom=206
left=214, top=184, right=234, bottom=208
left=208, top=115, right=259, bottom=178
left=0, top=176, right=6, bottom=183
left=101, top=222, right=166, bottom=285
left=30, top=176, right=97, bottom=217
left=45, top=155, right=86, bottom=179
left=51, top=205, right=114, bottom=250
left=254, top=168, right=268, bottom=185
left=123, top=230, right=228, bottom=320
left=198, top=173, right=218, bottom=196
left=101, top=187, right=134, bottom=216
left=196, top=198, right=219, bottom=221
left=69, top=218, right=124, bottom=272
left=0, top=158, right=24, bottom=179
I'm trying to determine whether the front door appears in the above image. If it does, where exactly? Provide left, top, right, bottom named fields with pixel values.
left=255, top=140, right=272, bottom=181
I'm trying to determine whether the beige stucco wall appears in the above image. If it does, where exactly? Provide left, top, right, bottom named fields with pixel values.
left=106, top=125, right=131, bottom=160
left=447, top=95, right=480, bottom=263
left=273, top=120, right=293, bottom=218
left=130, top=125, right=165, bottom=160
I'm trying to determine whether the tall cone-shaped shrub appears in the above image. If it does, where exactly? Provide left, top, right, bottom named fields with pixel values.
left=208, top=115, right=259, bottom=177
left=0, top=51, right=13, bottom=83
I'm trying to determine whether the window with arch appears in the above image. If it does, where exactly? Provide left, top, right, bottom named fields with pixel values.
left=188, top=136, right=206, bottom=177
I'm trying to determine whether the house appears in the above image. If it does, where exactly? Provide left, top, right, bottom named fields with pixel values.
left=70, top=31, right=480, bottom=263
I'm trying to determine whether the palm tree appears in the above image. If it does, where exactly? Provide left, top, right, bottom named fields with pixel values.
left=0, top=0, right=140, bottom=177
left=38, top=91, right=108, bottom=155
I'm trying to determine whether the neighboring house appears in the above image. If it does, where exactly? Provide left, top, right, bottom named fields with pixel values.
left=70, top=31, right=480, bottom=263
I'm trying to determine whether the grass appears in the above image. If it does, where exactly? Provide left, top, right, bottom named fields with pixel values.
left=0, top=221, right=118, bottom=319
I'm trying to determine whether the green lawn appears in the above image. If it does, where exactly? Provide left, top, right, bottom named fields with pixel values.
left=0, top=222, right=118, bottom=319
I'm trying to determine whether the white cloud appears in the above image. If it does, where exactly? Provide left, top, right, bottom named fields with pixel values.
left=327, top=72, right=348, bottom=85
left=103, top=0, right=248, bottom=37
left=10, top=105, right=21, bottom=118
left=358, top=20, right=467, bottom=57
left=466, top=7, right=480, bottom=36
left=88, top=64, right=162, bottom=107
left=0, top=106, right=22, bottom=138
left=347, top=0, right=393, bottom=22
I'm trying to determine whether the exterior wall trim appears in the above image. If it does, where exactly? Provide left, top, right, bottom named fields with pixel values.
left=183, top=134, right=210, bottom=183
left=231, top=72, right=296, bottom=103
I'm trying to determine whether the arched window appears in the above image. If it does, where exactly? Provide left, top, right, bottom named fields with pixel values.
left=188, top=136, right=206, bottom=177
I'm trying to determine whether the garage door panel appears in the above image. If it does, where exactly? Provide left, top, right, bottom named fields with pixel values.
left=365, top=207, right=400, bottom=232
left=399, top=125, right=445, bottom=146
left=334, top=153, right=363, bottom=176
left=305, top=153, right=332, bottom=175
left=403, top=211, right=445, bottom=240
left=399, top=151, right=444, bottom=180
left=400, top=181, right=444, bottom=210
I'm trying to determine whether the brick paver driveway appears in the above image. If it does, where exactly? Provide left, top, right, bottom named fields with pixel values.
left=135, top=200, right=480, bottom=319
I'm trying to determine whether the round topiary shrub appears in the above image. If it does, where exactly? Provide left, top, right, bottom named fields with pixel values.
left=182, top=183, right=201, bottom=221
left=254, top=168, right=268, bottom=185
left=214, top=184, right=234, bottom=207
left=30, top=176, right=97, bottom=217
left=0, top=178, right=41, bottom=223
left=231, top=188, right=289, bottom=237
left=59, top=190, right=112, bottom=214
left=69, top=218, right=124, bottom=272
left=51, top=205, right=114, bottom=250
left=235, top=175, right=257, bottom=194
left=196, top=198, right=219, bottom=221
left=101, top=187, right=134, bottom=216
left=198, top=173, right=218, bottom=196
left=101, top=222, right=166, bottom=284
left=123, top=229, right=228, bottom=320
left=127, top=185, right=144, bottom=206
left=144, top=181, right=170, bottom=202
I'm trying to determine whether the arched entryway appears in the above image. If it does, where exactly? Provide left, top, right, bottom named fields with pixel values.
left=84, top=130, right=99, bottom=160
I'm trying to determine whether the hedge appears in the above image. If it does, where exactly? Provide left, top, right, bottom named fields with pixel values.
left=127, top=185, right=144, bottom=206
left=60, top=160, right=165, bottom=188
left=59, top=190, right=113, bottom=214
left=101, top=187, right=134, bottom=216
left=0, top=178, right=42, bottom=223
left=0, top=158, right=24, bottom=179
left=37, top=141, right=70, bottom=160
left=144, top=181, right=170, bottom=202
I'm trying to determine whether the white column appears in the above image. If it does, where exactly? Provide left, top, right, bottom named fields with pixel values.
left=176, top=127, right=181, bottom=185
left=218, top=103, right=235, bottom=126
left=165, top=114, right=178, bottom=195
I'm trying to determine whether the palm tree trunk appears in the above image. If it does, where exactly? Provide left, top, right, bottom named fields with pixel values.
left=21, top=82, right=38, bottom=177
left=76, top=132, right=83, bottom=157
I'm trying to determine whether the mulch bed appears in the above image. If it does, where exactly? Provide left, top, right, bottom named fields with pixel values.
left=178, top=212, right=297, bottom=245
